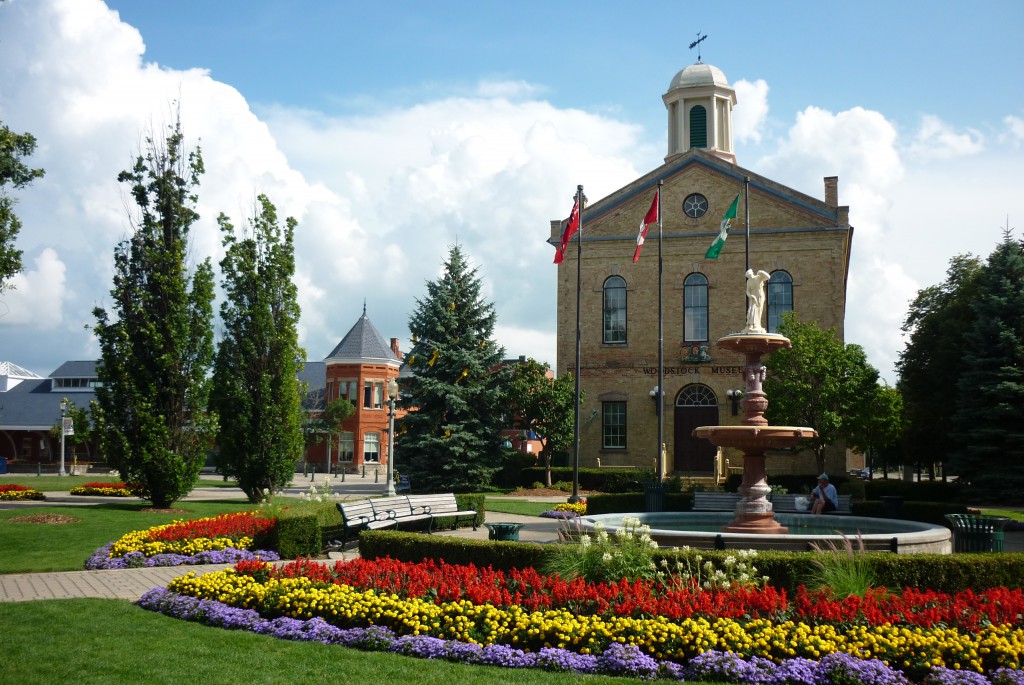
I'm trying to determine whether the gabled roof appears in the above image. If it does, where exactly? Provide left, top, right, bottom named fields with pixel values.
left=324, top=306, right=401, bottom=367
left=0, top=361, right=41, bottom=379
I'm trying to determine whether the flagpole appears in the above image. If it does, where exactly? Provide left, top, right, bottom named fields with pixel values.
left=569, top=184, right=584, bottom=504
left=656, top=180, right=665, bottom=484
left=744, top=176, right=751, bottom=273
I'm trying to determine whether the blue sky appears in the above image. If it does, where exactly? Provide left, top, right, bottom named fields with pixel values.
left=2, top=0, right=1023, bottom=384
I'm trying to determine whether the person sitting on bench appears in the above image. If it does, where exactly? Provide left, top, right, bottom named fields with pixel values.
left=810, top=473, right=838, bottom=514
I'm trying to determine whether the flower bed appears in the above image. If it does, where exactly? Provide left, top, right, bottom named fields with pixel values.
left=143, top=557, right=1024, bottom=682
left=0, top=483, right=46, bottom=501
left=70, top=481, right=137, bottom=497
left=86, top=511, right=279, bottom=570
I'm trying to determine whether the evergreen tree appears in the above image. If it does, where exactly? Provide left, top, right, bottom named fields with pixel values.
left=211, top=195, right=305, bottom=503
left=397, top=245, right=507, bottom=492
left=764, top=313, right=880, bottom=474
left=0, top=122, right=45, bottom=292
left=92, top=120, right=216, bottom=508
left=950, top=231, right=1024, bottom=498
left=896, top=255, right=981, bottom=477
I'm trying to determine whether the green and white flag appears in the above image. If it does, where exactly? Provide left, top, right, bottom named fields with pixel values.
left=705, top=193, right=740, bottom=260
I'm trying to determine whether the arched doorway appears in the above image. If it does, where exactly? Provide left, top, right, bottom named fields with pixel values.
left=673, top=384, right=719, bottom=473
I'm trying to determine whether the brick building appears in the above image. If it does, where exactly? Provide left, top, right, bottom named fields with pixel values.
left=552, top=61, right=852, bottom=478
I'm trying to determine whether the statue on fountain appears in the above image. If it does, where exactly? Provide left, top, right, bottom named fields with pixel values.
left=742, top=269, right=771, bottom=334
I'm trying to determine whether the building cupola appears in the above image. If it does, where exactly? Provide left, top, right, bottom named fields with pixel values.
left=663, top=61, right=737, bottom=163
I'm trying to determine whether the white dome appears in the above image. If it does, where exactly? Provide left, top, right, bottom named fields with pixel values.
left=667, top=62, right=730, bottom=91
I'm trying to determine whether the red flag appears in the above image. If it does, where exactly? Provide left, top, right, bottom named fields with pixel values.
left=632, top=190, right=659, bottom=262
left=553, top=198, right=580, bottom=264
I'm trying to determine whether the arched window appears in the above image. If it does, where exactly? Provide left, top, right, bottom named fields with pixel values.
left=676, top=384, right=718, bottom=407
left=767, top=271, right=794, bottom=333
left=683, top=273, right=708, bottom=342
left=603, top=276, right=627, bottom=344
left=689, top=105, right=708, bottom=148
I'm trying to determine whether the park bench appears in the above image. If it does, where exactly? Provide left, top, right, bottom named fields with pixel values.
left=770, top=493, right=852, bottom=514
left=407, top=493, right=478, bottom=532
left=691, top=492, right=741, bottom=511
left=335, top=493, right=477, bottom=545
left=692, top=491, right=852, bottom=514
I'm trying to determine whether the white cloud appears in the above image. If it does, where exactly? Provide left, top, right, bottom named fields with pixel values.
left=733, top=79, right=769, bottom=144
left=1003, top=115, right=1024, bottom=145
left=0, top=0, right=644, bottom=375
left=0, top=249, right=67, bottom=328
left=905, top=114, right=984, bottom=161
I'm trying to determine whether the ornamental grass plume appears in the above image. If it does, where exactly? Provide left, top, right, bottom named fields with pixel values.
left=807, top=532, right=878, bottom=598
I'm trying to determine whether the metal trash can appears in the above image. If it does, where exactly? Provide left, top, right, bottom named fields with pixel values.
left=945, top=514, right=1009, bottom=552
left=644, top=483, right=666, bottom=513
left=484, top=522, right=524, bottom=541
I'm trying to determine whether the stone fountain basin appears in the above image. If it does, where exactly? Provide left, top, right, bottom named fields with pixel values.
left=692, top=425, right=816, bottom=450
left=577, top=512, right=952, bottom=554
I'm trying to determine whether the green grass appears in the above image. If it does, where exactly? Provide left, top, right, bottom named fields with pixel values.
left=982, top=508, right=1024, bottom=522
left=0, top=500, right=257, bottom=573
left=0, top=599, right=710, bottom=685
left=483, top=498, right=555, bottom=517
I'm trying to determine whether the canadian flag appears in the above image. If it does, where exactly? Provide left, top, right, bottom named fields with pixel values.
left=553, top=198, right=581, bottom=264
left=632, top=190, right=659, bottom=262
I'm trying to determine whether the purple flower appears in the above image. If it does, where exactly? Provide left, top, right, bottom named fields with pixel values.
left=924, top=668, right=992, bottom=685
left=85, top=543, right=278, bottom=570
left=530, top=647, right=598, bottom=673
left=992, top=669, right=1024, bottom=685
left=477, top=643, right=534, bottom=668
left=767, top=657, right=822, bottom=685
left=819, top=652, right=910, bottom=685
left=686, top=650, right=777, bottom=684
left=540, top=510, right=578, bottom=519
left=595, top=643, right=660, bottom=679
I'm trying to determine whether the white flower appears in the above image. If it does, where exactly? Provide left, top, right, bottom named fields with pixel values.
left=660, top=559, right=669, bottom=568
left=724, top=555, right=737, bottom=566
left=579, top=535, right=592, bottom=549
left=648, top=540, right=659, bottom=549
left=602, top=552, right=613, bottom=562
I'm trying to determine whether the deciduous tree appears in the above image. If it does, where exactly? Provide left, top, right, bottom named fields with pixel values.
left=211, top=195, right=306, bottom=503
left=0, top=122, right=45, bottom=292
left=764, top=313, right=880, bottom=474
left=505, top=359, right=579, bottom=487
left=92, top=119, right=216, bottom=508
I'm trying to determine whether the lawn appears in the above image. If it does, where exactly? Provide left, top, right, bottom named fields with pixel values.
left=0, top=474, right=246, bottom=491
left=0, top=599, right=657, bottom=685
left=483, top=497, right=553, bottom=517
left=0, top=500, right=258, bottom=573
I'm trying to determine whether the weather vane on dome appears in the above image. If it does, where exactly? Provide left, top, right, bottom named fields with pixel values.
left=689, top=32, right=707, bottom=62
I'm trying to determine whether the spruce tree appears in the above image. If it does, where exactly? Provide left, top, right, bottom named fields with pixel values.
left=211, top=195, right=305, bottom=503
left=950, top=230, right=1024, bottom=498
left=92, top=120, right=215, bottom=508
left=397, top=245, right=507, bottom=492
left=897, top=255, right=981, bottom=477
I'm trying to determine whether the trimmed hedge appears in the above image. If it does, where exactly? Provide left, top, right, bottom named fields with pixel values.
left=852, top=500, right=970, bottom=525
left=272, top=514, right=322, bottom=559
left=357, top=529, right=1024, bottom=593
left=359, top=529, right=549, bottom=572
left=520, top=467, right=653, bottom=493
left=586, top=492, right=694, bottom=514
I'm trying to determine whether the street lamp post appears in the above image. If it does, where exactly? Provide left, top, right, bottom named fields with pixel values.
left=385, top=378, right=399, bottom=496
left=58, top=398, right=68, bottom=477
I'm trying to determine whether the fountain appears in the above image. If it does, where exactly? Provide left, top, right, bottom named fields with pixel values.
left=577, top=270, right=952, bottom=553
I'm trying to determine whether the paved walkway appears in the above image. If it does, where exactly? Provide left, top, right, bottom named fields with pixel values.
left=0, top=478, right=567, bottom=603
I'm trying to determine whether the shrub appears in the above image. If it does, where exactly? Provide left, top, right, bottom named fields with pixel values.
left=271, top=514, right=322, bottom=559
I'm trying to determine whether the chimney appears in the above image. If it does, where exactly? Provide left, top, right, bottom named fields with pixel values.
left=390, top=337, right=401, bottom=357
left=824, top=176, right=838, bottom=207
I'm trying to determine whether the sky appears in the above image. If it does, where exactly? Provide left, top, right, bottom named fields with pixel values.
left=2, top=0, right=1023, bottom=385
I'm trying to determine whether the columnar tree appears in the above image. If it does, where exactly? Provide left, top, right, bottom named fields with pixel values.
left=92, top=120, right=216, bottom=508
left=211, top=195, right=305, bottom=503
left=764, top=313, right=881, bottom=474
left=896, top=255, right=981, bottom=478
left=505, top=358, right=579, bottom=487
left=949, top=231, right=1024, bottom=498
left=397, top=245, right=508, bottom=492
left=0, top=122, right=45, bottom=292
